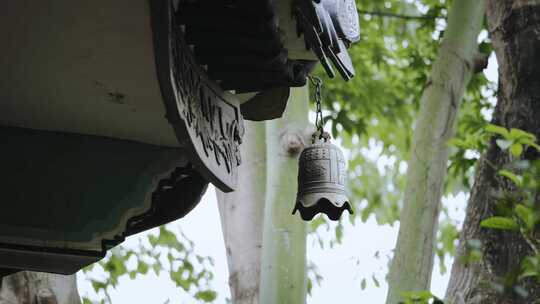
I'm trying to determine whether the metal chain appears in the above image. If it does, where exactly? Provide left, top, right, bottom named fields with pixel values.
left=308, top=75, right=325, bottom=137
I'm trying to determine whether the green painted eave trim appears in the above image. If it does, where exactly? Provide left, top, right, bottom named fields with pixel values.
left=0, top=126, right=193, bottom=252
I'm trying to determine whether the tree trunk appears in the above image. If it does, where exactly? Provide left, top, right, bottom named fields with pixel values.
left=216, top=119, right=266, bottom=304
left=0, top=272, right=80, bottom=304
left=445, top=1, right=540, bottom=303
left=259, top=86, right=309, bottom=304
left=385, top=1, right=485, bottom=303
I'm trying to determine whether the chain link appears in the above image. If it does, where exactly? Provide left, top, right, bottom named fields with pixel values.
left=308, top=75, right=325, bottom=137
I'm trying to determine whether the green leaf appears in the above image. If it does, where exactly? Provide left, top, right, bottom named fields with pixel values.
left=480, top=216, right=519, bottom=231
left=486, top=124, right=510, bottom=138
left=510, top=143, right=523, bottom=157
left=361, top=278, right=367, bottom=290
left=170, top=270, right=188, bottom=290
left=520, top=256, right=540, bottom=280
left=447, top=138, right=466, bottom=148
left=335, top=224, right=343, bottom=243
left=515, top=204, right=535, bottom=231
left=148, top=235, right=158, bottom=247
left=401, top=290, right=434, bottom=302
left=515, top=204, right=530, bottom=222
left=310, top=216, right=326, bottom=232
left=91, top=280, right=107, bottom=293
left=82, top=263, right=95, bottom=273
left=82, top=298, right=93, bottom=304
left=509, top=128, right=536, bottom=141
left=152, top=263, right=162, bottom=275
left=498, top=169, right=522, bottom=186
left=372, top=275, right=380, bottom=288
left=157, top=227, right=184, bottom=251
left=137, top=260, right=149, bottom=275
left=184, top=261, right=194, bottom=273
left=194, top=290, right=217, bottom=302
left=307, top=278, right=313, bottom=295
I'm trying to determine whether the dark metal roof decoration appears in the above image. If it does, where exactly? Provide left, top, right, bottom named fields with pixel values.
left=294, top=0, right=360, bottom=81
left=175, top=0, right=317, bottom=93
left=173, top=0, right=360, bottom=93
left=240, top=87, right=291, bottom=121
left=151, top=0, right=245, bottom=192
left=125, top=166, right=208, bottom=236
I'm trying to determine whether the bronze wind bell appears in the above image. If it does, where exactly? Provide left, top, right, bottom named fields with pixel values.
left=292, top=76, right=353, bottom=221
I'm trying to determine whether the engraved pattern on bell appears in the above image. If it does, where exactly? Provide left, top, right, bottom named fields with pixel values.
left=292, top=140, right=353, bottom=221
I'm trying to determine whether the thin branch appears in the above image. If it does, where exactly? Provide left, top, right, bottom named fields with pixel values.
left=357, top=9, right=438, bottom=20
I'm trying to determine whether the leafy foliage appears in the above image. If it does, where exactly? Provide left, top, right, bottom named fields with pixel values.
left=480, top=216, right=519, bottom=231
left=400, top=290, right=444, bottom=304
left=470, top=125, right=540, bottom=297
left=389, top=127, right=540, bottom=300
left=306, top=261, right=324, bottom=296
left=322, top=0, right=442, bottom=226
left=314, top=0, right=494, bottom=229
left=81, top=226, right=216, bottom=303
left=307, top=1, right=495, bottom=286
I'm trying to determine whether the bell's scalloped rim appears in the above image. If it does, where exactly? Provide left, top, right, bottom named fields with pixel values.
left=292, top=193, right=353, bottom=221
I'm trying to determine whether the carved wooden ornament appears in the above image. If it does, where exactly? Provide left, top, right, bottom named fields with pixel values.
left=151, top=1, right=244, bottom=192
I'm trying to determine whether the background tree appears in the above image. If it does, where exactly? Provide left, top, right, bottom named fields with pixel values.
left=386, top=1, right=485, bottom=303
left=259, top=86, right=310, bottom=304
left=446, top=1, right=540, bottom=303
left=215, top=87, right=310, bottom=304
left=216, top=119, right=266, bottom=304
left=0, top=273, right=80, bottom=304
